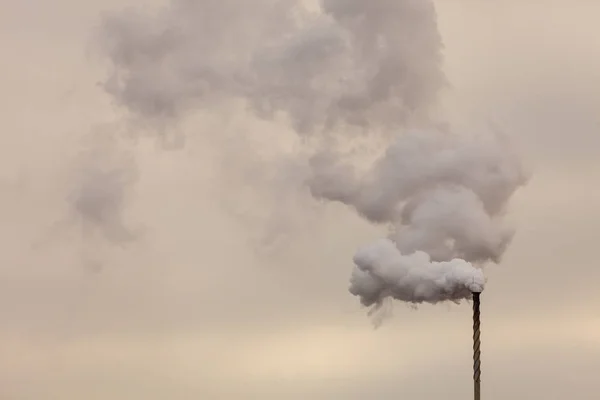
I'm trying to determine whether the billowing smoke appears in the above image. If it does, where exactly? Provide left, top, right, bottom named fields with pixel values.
left=94, top=0, right=528, bottom=314
left=351, top=238, right=484, bottom=307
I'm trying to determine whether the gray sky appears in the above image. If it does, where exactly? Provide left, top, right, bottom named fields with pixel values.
left=1, top=1, right=599, bottom=399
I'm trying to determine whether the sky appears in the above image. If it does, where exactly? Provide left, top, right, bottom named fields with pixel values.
left=1, top=0, right=599, bottom=399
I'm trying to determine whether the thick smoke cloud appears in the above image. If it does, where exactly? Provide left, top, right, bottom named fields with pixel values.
left=351, top=238, right=484, bottom=306
left=309, top=128, right=526, bottom=264
left=94, top=0, right=528, bottom=315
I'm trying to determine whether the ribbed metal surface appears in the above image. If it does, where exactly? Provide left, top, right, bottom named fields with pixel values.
left=472, top=292, right=481, bottom=400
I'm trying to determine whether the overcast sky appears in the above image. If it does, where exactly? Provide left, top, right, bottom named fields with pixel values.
left=1, top=1, right=599, bottom=399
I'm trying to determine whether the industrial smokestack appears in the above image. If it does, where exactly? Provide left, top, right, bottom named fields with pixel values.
left=472, top=291, right=482, bottom=400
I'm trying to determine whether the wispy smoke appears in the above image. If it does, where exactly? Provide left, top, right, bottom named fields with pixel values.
left=68, top=128, right=138, bottom=246
left=35, top=125, right=139, bottom=271
left=95, top=0, right=528, bottom=316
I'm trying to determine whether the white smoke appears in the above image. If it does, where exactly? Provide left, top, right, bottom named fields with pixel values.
left=309, top=127, right=526, bottom=264
left=94, top=0, right=528, bottom=315
left=351, top=238, right=484, bottom=306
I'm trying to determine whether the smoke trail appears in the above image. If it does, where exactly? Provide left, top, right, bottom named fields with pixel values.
left=94, top=0, right=528, bottom=315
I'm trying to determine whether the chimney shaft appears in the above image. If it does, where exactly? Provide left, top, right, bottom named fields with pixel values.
left=472, top=292, right=481, bottom=400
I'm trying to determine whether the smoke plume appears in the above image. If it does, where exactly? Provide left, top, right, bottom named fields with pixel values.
left=95, top=0, right=528, bottom=314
